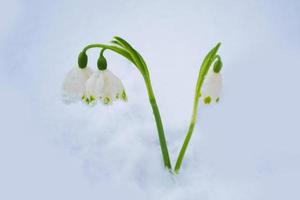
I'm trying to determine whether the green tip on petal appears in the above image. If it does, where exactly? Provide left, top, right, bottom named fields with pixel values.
left=82, top=95, right=89, bottom=103
left=82, top=95, right=96, bottom=105
left=204, top=96, right=211, bottom=104
left=121, top=90, right=127, bottom=101
left=83, top=97, right=90, bottom=104
left=102, top=96, right=111, bottom=105
left=216, top=97, right=220, bottom=103
left=90, top=96, right=95, bottom=102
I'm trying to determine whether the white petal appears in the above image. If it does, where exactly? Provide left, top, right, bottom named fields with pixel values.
left=84, top=71, right=104, bottom=104
left=200, top=71, right=222, bottom=104
left=62, top=67, right=93, bottom=103
left=102, top=69, right=126, bottom=103
left=95, top=73, right=105, bottom=97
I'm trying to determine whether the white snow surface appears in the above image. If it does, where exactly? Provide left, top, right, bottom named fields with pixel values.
left=1, top=0, right=300, bottom=199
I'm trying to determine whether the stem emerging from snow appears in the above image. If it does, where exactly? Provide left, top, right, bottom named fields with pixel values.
left=174, top=43, right=221, bottom=173
left=145, top=78, right=172, bottom=169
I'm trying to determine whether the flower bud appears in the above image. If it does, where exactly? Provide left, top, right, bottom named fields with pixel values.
left=213, top=59, right=222, bottom=73
left=78, top=51, right=88, bottom=69
left=97, top=55, right=107, bottom=71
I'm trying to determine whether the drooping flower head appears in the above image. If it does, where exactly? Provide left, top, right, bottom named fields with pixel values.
left=63, top=50, right=127, bottom=106
left=83, top=69, right=127, bottom=105
left=82, top=51, right=127, bottom=105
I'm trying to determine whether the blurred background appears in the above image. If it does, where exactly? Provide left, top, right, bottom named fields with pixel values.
left=0, top=0, right=299, bottom=199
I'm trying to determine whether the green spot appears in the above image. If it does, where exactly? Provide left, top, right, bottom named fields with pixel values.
left=216, top=97, right=220, bottom=103
left=121, top=90, right=127, bottom=101
left=102, top=97, right=111, bottom=105
left=82, top=95, right=96, bottom=105
left=204, top=96, right=211, bottom=104
left=81, top=95, right=89, bottom=104
left=90, top=96, right=95, bottom=101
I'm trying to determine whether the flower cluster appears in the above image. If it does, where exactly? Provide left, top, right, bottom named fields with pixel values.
left=63, top=66, right=127, bottom=105
left=61, top=37, right=224, bottom=174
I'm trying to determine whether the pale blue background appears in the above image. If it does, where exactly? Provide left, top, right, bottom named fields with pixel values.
left=1, top=0, right=300, bottom=199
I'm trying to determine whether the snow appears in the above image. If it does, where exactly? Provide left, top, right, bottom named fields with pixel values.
left=1, top=0, right=300, bottom=199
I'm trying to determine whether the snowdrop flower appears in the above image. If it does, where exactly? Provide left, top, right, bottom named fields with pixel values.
left=62, top=66, right=93, bottom=103
left=83, top=69, right=127, bottom=105
left=200, top=60, right=222, bottom=104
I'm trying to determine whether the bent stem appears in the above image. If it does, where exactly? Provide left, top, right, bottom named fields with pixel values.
left=174, top=43, right=221, bottom=173
left=144, top=78, right=172, bottom=169
left=82, top=37, right=172, bottom=169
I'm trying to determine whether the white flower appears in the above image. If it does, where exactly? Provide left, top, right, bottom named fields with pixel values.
left=62, top=66, right=93, bottom=103
left=200, top=71, right=222, bottom=104
left=83, top=69, right=127, bottom=105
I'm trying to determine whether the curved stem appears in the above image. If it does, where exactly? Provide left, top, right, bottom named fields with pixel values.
left=100, top=48, right=106, bottom=56
left=83, top=44, right=107, bottom=52
left=174, top=43, right=221, bottom=173
left=82, top=42, right=172, bottom=169
left=214, top=55, right=221, bottom=62
left=83, top=44, right=135, bottom=65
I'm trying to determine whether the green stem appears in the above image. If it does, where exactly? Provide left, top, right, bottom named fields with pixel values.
left=174, top=43, right=221, bottom=173
left=83, top=44, right=107, bottom=52
left=174, top=94, right=199, bottom=172
left=144, top=78, right=172, bottom=169
left=100, top=48, right=106, bottom=56
left=83, top=44, right=135, bottom=64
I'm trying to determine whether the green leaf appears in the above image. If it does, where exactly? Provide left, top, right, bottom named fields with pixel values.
left=195, top=43, right=221, bottom=98
left=113, top=36, right=148, bottom=76
left=105, top=45, right=134, bottom=63
left=110, top=40, right=123, bottom=47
